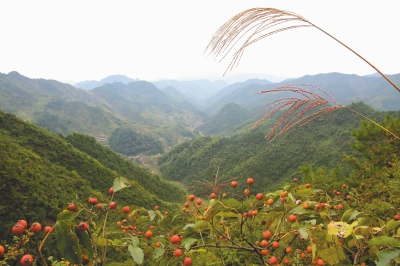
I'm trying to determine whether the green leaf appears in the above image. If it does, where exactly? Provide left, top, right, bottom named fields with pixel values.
left=190, top=249, right=207, bottom=253
left=55, top=221, right=82, bottom=265
left=318, top=245, right=346, bottom=265
left=148, top=210, right=156, bottom=221
left=96, top=238, right=108, bottom=246
left=113, top=239, right=123, bottom=246
left=385, top=220, right=400, bottom=233
left=193, top=220, right=208, bottom=231
left=341, top=209, right=361, bottom=222
left=312, top=243, right=316, bottom=261
left=74, top=227, right=93, bottom=261
left=112, top=176, right=130, bottom=192
left=283, top=184, right=293, bottom=191
left=131, top=236, right=140, bottom=247
left=154, top=210, right=164, bottom=219
left=375, top=248, right=400, bottom=266
left=298, top=227, right=309, bottom=240
left=216, top=211, right=240, bottom=219
left=152, top=248, right=165, bottom=259
left=368, top=236, right=400, bottom=247
left=128, top=245, right=144, bottom=265
left=57, top=210, right=79, bottom=221
left=183, top=223, right=194, bottom=230
left=181, top=238, right=198, bottom=251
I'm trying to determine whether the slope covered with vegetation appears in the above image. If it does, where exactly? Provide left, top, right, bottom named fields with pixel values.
left=0, top=109, right=184, bottom=241
left=196, top=102, right=252, bottom=136
left=159, top=102, right=394, bottom=193
left=107, top=127, right=164, bottom=156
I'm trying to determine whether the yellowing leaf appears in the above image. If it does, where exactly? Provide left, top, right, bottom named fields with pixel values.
left=327, top=221, right=358, bottom=238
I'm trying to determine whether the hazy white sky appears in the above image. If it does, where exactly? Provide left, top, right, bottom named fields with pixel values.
left=1, top=1, right=399, bottom=83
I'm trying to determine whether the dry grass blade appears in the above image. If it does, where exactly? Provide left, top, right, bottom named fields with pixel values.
left=205, top=7, right=400, bottom=92
left=253, top=84, right=400, bottom=141
left=205, top=8, right=311, bottom=75
left=252, top=84, right=341, bottom=141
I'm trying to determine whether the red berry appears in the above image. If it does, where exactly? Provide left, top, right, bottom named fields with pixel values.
left=337, top=204, right=344, bottom=210
left=30, top=222, right=42, bottom=233
left=78, top=222, right=88, bottom=231
left=145, top=230, right=152, bottom=239
left=164, top=211, right=169, bottom=215
left=289, top=215, right=297, bottom=223
left=305, top=183, right=311, bottom=188
left=261, top=240, right=268, bottom=247
left=67, top=203, right=77, bottom=212
left=122, top=206, right=130, bottom=213
left=256, top=193, right=264, bottom=200
left=20, top=254, right=34, bottom=266
left=342, top=184, right=347, bottom=189
left=17, top=220, right=28, bottom=229
left=0, top=245, right=5, bottom=256
left=272, top=241, right=279, bottom=249
left=263, top=230, right=272, bottom=239
left=196, top=199, right=202, bottom=205
left=171, top=235, right=180, bottom=244
left=188, top=195, right=195, bottom=201
left=210, top=193, right=216, bottom=199
left=154, top=206, right=159, bottom=210
left=394, top=215, right=400, bottom=221
left=184, top=202, right=190, bottom=208
left=247, top=177, right=254, bottom=185
left=109, top=187, right=114, bottom=194
left=183, top=257, right=193, bottom=266
left=293, top=178, right=298, bottom=182
left=174, top=249, right=183, bottom=257
left=12, top=224, right=25, bottom=235
left=261, top=249, right=269, bottom=255
left=155, top=242, right=160, bottom=247
left=88, top=197, right=98, bottom=205
left=44, top=226, right=52, bottom=233
left=270, top=256, right=278, bottom=264
left=109, top=202, right=117, bottom=209
left=231, top=181, right=238, bottom=188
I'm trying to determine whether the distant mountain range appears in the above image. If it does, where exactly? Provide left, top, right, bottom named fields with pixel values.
left=152, top=79, right=229, bottom=106
left=75, top=74, right=140, bottom=90
left=1, top=70, right=400, bottom=155
left=0, top=72, right=207, bottom=154
left=202, top=72, right=400, bottom=117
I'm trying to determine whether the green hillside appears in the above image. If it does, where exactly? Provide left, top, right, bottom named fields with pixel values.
left=196, top=102, right=252, bottom=136
left=90, top=81, right=207, bottom=127
left=108, top=127, right=163, bottom=156
left=0, top=72, right=204, bottom=153
left=159, top=102, right=393, bottom=193
left=0, top=109, right=184, bottom=240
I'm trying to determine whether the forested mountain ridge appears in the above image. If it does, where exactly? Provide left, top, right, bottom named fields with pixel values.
left=0, top=72, right=206, bottom=153
left=90, top=81, right=208, bottom=127
left=196, top=102, right=252, bottom=136
left=205, top=73, right=400, bottom=116
left=159, top=102, right=395, bottom=193
left=0, top=109, right=185, bottom=240
left=74, top=74, right=140, bottom=90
